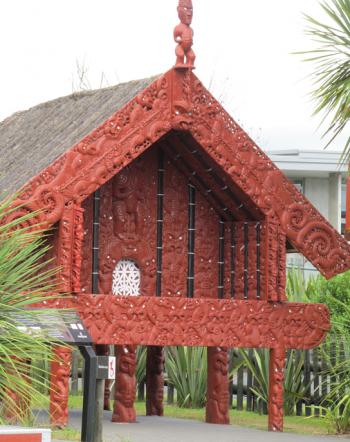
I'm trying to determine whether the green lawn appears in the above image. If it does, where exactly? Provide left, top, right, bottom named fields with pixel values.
left=59, top=396, right=331, bottom=438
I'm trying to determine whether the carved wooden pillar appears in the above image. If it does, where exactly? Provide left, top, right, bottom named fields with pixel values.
left=146, top=346, right=164, bottom=416
left=206, top=347, right=230, bottom=424
left=268, top=347, right=286, bottom=432
left=50, top=202, right=84, bottom=427
left=112, top=345, right=137, bottom=423
left=50, top=346, right=72, bottom=428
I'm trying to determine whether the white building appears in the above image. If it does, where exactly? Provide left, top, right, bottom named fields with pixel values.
left=266, top=149, right=347, bottom=275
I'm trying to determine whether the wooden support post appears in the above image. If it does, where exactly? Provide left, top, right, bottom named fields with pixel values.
left=112, top=345, right=137, bottom=423
left=49, top=203, right=84, bottom=427
left=146, top=346, right=164, bottom=416
left=206, top=347, right=229, bottom=424
left=50, top=346, right=72, bottom=428
left=268, top=347, right=285, bottom=432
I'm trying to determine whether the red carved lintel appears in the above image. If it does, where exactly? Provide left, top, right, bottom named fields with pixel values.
left=41, top=295, right=330, bottom=350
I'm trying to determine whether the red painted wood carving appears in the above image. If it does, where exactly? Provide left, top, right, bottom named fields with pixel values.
left=206, top=347, right=230, bottom=424
left=10, top=63, right=347, bottom=433
left=268, top=347, right=286, bottom=432
left=174, top=0, right=195, bottom=69
left=146, top=346, right=164, bottom=416
left=112, top=345, right=137, bottom=423
left=50, top=346, right=71, bottom=428
left=43, top=295, right=330, bottom=350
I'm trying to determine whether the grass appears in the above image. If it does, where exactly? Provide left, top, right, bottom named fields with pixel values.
left=59, top=396, right=332, bottom=437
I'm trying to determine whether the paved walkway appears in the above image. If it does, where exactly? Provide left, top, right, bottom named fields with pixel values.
left=51, top=410, right=349, bottom=442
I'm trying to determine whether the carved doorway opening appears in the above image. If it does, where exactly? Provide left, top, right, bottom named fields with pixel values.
left=112, top=259, right=141, bottom=296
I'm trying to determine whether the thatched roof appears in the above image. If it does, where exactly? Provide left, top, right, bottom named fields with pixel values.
left=0, top=76, right=156, bottom=193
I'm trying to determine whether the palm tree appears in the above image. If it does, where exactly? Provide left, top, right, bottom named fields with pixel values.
left=301, top=0, right=350, bottom=161
left=0, top=195, right=60, bottom=423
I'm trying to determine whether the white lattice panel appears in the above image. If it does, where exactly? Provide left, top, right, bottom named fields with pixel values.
left=112, top=259, right=140, bottom=296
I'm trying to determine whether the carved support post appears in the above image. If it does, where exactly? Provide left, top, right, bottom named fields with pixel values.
left=112, top=345, right=137, bottom=423
left=268, top=347, right=286, bottom=432
left=146, top=346, right=164, bottom=416
left=96, top=344, right=111, bottom=410
left=50, top=346, right=72, bottom=428
left=49, top=203, right=83, bottom=426
left=206, top=347, right=229, bottom=425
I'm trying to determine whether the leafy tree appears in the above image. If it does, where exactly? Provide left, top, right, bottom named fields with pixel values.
left=301, top=0, right=350, bottom=159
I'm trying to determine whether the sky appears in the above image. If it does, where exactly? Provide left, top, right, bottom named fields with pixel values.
left=0, top=0, right=347, bottom=151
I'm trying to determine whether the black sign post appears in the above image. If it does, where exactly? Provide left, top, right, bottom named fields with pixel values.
left=10, top=309, right=99, bottom=442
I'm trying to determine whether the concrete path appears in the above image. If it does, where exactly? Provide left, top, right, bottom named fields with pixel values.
left=51, top=410, right=349, bottom=442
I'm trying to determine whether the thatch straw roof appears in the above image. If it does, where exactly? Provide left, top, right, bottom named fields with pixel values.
left=0, top=76, right=156, bottom=193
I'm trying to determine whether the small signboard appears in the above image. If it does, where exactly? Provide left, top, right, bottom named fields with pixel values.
left=9, top=309, right=92, bottom=345
left=97, top=356, right=116, bottom=380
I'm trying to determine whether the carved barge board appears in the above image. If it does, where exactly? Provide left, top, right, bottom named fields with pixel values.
left=43, top=296, right=330, bottom=349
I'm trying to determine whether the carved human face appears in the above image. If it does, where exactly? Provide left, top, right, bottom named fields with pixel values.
left=177, top=4, right=193, bottom=25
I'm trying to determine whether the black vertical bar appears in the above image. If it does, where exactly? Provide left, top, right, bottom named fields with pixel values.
left=218, top=219, right=225, bottom=299
left=80, top=345, right=97, bottom=442
left=243, top=222, right=249, bottom=300
left=92, top=190, right=100, bottom=294
left=230, top=223, right=236, bottom=298
left=187, top=184, right=195, bottom=298
left=256, top=222, right=261, bottom=300
left=156, top=150, right=164, bottom=297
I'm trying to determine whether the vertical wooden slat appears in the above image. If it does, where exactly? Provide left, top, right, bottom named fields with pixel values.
left=156, top=149, right=164, bottom=297
left=218, top=219, right=225, bottom=299
left=256, top=222, right=261, bottom=300
left=187, top=184, right=196, bottom=298
left=92, top=189, right=100, bottom=294
left=230, top=223, right=236, bottom=298
left=243, top=223, right=249, bottom=300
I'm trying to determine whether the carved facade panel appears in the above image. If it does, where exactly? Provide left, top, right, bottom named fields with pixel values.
left=185, top=71, right=350, bottom=279
left=162, top=155, right=188, bottom=297
left=98, top=148, right=157, bottom=296
left=46, top=295, right=330, bottom=350
left=195, top=192, right=219, bottom=298
left=80, top=195, right=93, bottom=293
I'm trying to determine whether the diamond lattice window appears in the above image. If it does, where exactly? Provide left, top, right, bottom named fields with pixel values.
left=112, top=259, right=140, bottom=296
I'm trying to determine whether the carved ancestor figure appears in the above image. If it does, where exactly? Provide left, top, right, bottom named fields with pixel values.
left=268, top=347, right=286, bottom=432
left=146, top=346, right=164, bottom=416
left=206, top=347, right=230, bottom=424
left=112, top=345, right=137, bottom=423
left=174, top=0, right=195, bottom=68
left=50, top=346, right=71, bottom=428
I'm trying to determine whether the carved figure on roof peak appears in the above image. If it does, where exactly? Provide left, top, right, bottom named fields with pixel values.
left=174, top=0, right=195, bottom=69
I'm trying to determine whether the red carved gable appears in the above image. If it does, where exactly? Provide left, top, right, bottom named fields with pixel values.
left=10, top=68, right=350, bottom=279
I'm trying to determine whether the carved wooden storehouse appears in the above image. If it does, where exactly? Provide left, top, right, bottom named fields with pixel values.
left=1, top=0, right=350, bottom=433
